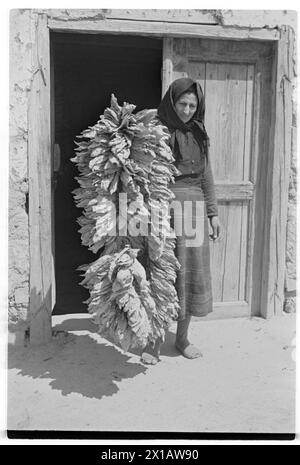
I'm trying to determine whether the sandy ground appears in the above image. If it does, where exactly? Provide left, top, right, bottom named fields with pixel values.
left=7, top=313, right=296, bottom=434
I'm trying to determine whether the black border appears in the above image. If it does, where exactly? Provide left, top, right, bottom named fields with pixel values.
left=7, top=430, right=296, bottom=440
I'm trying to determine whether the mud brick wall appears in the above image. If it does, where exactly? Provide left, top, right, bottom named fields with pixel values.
left=9, top=10, right=35, bottom=332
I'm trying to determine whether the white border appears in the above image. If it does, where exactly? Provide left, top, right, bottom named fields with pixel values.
left=1, top=0, right=299, bottom=446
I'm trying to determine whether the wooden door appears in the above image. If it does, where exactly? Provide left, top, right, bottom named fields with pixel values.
left=162, top=38, right=274, bottom=318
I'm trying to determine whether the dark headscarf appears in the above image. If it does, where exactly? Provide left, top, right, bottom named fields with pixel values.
left=157, top=77, right=209, bottom=164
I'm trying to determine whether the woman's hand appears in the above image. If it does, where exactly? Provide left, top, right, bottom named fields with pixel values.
left=209, top=216, right=221, bottom=241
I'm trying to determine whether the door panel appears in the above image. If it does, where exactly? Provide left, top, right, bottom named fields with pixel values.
left=210, top=201, right=248, bottom=302
left=162, top=38, right=273, bottom=316
left=188, top=62, right=255, bottom=182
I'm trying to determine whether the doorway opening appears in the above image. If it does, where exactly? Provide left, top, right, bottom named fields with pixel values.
left=51, top=32, right=163, bottom=315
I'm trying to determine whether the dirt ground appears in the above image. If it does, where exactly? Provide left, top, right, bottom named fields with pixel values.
left=7, top=312, right=296, bottom=434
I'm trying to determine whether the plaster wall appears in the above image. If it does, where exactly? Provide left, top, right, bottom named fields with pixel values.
left=9, top=10, right=36, bottom=332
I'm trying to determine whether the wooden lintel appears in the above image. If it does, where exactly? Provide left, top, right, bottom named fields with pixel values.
left=49, top=9, right=218, bottom=25
left=48, top=18, right=279, bottom=41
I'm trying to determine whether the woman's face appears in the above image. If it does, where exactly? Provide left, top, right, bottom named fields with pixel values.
left=174, top=92, right=198, bottom=123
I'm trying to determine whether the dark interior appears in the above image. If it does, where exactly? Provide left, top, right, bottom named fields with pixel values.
left=51, top=32, right=163, bottom=314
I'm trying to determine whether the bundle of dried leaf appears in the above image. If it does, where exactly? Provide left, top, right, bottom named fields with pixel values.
left=72, top=95, right=180, bottom=351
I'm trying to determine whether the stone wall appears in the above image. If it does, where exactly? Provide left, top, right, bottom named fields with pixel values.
left=9, top=10, right=34, bottom=333
left=218, top=9, right=297, bottom=29
left=286, top=35, right=297, bottom=313
left=284, top=117, right=297, bottom=313
left=8, top=9, right=297, bottom=334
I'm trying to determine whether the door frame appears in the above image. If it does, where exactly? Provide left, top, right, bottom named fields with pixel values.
left=28, top=13, right=293, bottom=342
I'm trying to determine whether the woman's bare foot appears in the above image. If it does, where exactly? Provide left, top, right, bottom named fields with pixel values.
left=175, top=339, right=203, bottom=359
left=141, top=339, right=161, bottom=365
left=176, top=315, right=202, bottom=359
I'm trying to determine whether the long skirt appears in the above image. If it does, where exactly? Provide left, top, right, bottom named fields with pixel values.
left=170, top=185, right=213, bottom=321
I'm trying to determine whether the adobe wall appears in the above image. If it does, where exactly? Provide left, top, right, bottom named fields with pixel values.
left=9, top=10, right=35, bottom=335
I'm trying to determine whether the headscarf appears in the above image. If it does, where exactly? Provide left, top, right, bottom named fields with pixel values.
left=157, top=77, right=209, bottom=164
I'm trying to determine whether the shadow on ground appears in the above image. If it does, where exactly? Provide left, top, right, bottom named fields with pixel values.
left=8, top=327, right=147, bottom=401
left=8, top=314, right=182, bottom=402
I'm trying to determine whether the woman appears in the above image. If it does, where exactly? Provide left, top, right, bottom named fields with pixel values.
left=141, top=77, right=221, bottom=364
